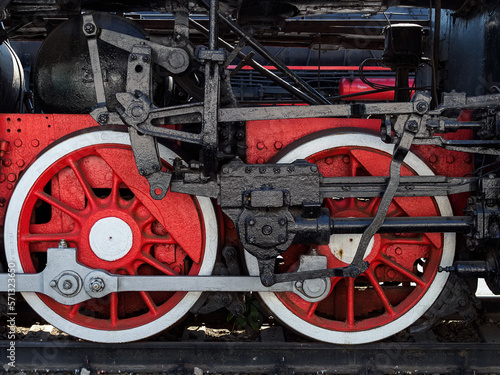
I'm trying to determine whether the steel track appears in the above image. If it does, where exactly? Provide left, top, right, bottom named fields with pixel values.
left=1, top=339, right=500, bottom=374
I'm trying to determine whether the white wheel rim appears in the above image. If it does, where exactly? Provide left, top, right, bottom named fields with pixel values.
left=245, top=133, right=455, bottom=345
left=5, top=130, right=218, bottom=343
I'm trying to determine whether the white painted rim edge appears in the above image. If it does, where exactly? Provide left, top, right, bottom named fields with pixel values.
left=4, top=130, right=218, bottom=343
left=245, top=133, right=455, bottom=345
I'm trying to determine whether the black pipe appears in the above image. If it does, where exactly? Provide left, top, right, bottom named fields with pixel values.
left=331, top=216, right=473, bottom=234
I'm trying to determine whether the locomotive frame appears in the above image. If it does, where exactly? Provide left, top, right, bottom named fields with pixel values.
left=0, top=0, right=500, bottom=347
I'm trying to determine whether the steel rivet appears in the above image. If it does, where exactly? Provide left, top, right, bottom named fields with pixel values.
left=31, top=139, right=39, bottom=147
left=14, top=139, right=22, bottom=147
left=84, top=23, right=95, bottom=34
left=257, top=158, right=265, bottom=164
left=262, top=225, right=273, bottom=235
left=325, top=157, right=333, bottom=165
left=343, top=156, right=350, bottom=164
left=7, top=173, right=16, bottom=182
left=16, top=159, right=24, bottom=168
left=446, top=156, right=455, bottom=164
left=429, top=155, right=437, bottom=163
left=274, top=141, right=283, bottom=150
left=256, top=142, right=265, bottom=150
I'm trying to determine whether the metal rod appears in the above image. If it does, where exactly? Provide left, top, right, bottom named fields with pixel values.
left=332, top=216, right=473, bottom=234
left=208, top=0, right=218, bottom=50
left=189, top=18, right=318, bottom=104
left=216, top=10, right=331, bottom=105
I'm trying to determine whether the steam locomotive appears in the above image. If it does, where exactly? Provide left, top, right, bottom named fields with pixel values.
left=0, top=0, right=498, bottom=345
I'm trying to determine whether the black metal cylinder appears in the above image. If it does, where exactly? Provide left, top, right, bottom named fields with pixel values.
left=331, top=216, right=473, bottom=234
left=0, top=42, right=23, bottom=113
left=33, top=12, right=150, bottom=114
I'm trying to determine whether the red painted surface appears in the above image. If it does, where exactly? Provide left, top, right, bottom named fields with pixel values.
left=0, top=114, right=99, bottom=225
left=227, top=65, right=391, bottom=72
left=339, top=78, right=415, bottom=101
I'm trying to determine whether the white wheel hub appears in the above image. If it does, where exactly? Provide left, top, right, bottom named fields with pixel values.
left=330, top=232, right=375, bottom=265
left=89, top=217, right=133, bottom=261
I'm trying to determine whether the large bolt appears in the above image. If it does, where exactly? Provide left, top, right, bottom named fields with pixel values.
left=131, top=106, right=145, bottom=118
left=97, top=113, right=108, bottom=125
left=62, top=280, right=73, bottom=290
left=84, top=23, right=96, bottom=34
left=416, top=101, right=428, bottom=113
left=262, top=225, right=273, bottom=235
left=89, top=277, right=105, bottom=293
left=407, top=120, right=419, bottom=132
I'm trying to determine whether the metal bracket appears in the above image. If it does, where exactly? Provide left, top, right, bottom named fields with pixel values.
left=82, top=14, right=107, bottom=110
left=0, top=247, right=331, bottom=304
left=99, top=28, right=190, bottom=75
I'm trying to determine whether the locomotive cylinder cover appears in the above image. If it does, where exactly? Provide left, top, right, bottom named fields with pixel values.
left=33, top=12, right=155, bottom=114
left=0, top=42, right=24, bottom=113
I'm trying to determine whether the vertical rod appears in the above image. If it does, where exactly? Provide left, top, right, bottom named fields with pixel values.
left=202, top=0, right=220, bottom=175
left=208, top=0, right=219, bottom=50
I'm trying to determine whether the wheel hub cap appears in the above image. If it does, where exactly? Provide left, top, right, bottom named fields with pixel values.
left=89, top=217, right=133, bottom=261
left=330, top=233, right=375, bottom=264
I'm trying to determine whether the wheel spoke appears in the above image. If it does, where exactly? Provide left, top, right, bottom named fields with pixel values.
left=68, top=303, right=82, bottom=318
left=380, top=255, right=426, bottom=287
left=110, top=292, right=119, bottom=327
left=347, top=277, right=355, bottom=327
left=348, top=152, right=361, bottom=177
left=306, top=301, right=320, bottom=319
left=140, top=252, right=179, bottom=276
left=67, top=157, right=98, bottom=209
left=109, top=172, right=122, bottom=208
left=365, top=267, right=395, bottom=316
left=126, top=266, right=159, bottom=315
left=33, top=190, right=82, bottom=222
left=140, top=291, right=159, bottom=315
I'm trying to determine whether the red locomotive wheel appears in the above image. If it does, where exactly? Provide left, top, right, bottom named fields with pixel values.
left=245, top=132, right=455, bottom=344
left=4, top=130, right=218, bottom=342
